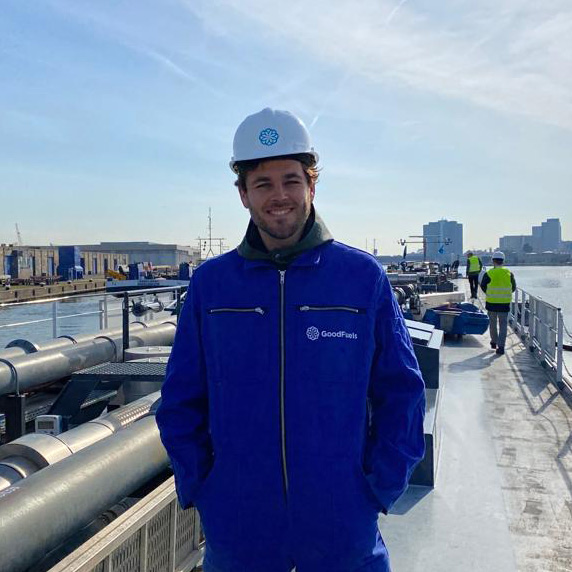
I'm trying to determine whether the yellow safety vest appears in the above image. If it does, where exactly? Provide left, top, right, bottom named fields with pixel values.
left=486, top=267, right=513, bottom=304
left=468, top=256, right=480, bottom=274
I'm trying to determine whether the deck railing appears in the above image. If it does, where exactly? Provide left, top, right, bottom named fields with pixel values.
left=0, top=286, right=184, bottom=343
left=509, top=287, right=566, bottom=390
left=47, top=477, right=204, bottom=572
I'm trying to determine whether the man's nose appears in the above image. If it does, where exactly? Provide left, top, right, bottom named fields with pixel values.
left=272, top=182, right=288, bottom=200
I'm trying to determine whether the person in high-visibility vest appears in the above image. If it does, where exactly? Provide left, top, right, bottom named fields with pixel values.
left=466, top=251, right=483, bottom=299
left=480, top=251, right=516, bottom=355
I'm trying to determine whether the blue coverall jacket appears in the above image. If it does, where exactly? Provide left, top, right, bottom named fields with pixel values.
left=156, top=240, right=426, bottom=572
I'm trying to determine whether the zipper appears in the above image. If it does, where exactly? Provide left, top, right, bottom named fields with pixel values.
left=279, top=270, right=289, bottom=497
left=208, top=307, right=265, bottom=315
left=299, top=305, right=363, bottom=314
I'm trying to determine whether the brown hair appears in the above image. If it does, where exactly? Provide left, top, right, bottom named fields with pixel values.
left=234, top=153, right=320, bottom=192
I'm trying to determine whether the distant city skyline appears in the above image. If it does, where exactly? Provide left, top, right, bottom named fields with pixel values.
left=2, top=215, right=570, bottom=257
left=499, top=218, right=568, bottom=254
left=1, top=1, right=571, bottom=255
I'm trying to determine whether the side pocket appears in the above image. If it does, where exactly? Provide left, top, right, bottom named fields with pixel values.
left=358, top=464, right=383, bottom=513
left=194, top=459, right=218, bottom=505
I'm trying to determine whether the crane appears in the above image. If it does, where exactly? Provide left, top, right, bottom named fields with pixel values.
left=398, top=235, right=451, bottom=261
left=15, top=223, right=23, bottom=246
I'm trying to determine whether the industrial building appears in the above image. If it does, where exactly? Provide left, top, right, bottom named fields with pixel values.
left=56, top=247, right=129, bottom=279
left=78, top=242, right=200, bottom=268
left=2, top=242, right=200, bottom=282
left=1, top=245, right=58, bottom=280
left=1, top=244, right=129, bottom=282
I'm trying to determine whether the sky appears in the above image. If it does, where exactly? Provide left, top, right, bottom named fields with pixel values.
left=1, top=0, right=571, bottom=255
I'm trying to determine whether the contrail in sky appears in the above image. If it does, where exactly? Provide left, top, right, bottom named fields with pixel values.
left=386, top=0, right=409, bottom=26
left=309, top=0, right=409, bottom=129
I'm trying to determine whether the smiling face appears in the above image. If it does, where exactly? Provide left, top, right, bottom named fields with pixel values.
left=238, top=159, right=315, bottom=251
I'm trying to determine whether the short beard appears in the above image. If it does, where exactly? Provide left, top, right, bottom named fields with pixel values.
left=250, top=203, right=311, bottom=245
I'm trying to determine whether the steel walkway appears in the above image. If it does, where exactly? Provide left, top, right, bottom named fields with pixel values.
left=381, top=284, right=572, bottom=571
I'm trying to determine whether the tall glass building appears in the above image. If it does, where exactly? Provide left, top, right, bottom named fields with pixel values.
left=540, top=218, right=561, bottom=251
left=422, top=220, right=463, bottom=263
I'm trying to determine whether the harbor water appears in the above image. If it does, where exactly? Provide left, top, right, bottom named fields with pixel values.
left=505, top=265, right=572, bottom=320
left=0, top=292, right=176, bottom=349
left=458, top=265, right=572, bottom=327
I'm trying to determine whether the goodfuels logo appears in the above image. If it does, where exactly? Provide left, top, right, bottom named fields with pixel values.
left=306, top=326, right=358, bottom=341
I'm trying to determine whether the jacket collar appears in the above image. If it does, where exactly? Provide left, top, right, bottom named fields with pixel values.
left=237, top=206, right=333, bottom=268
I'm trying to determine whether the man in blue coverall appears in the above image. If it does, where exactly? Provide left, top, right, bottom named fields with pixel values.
left=156, top=108, right=426, bottom=572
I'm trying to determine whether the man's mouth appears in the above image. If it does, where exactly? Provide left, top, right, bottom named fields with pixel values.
left=267, top=208, right=293, bottom=216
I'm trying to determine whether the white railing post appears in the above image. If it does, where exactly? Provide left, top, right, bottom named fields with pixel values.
left=103, top=294, right=109, bottom=329
left=99, top=299, right=105, bottom=331
left=520, top=290, right=526, bottom=338
left=52, top=301, right=58, bottom=338
left=529, top=297, right=536, bottom=352
left=512, top=289, right=519, bottom=332
left=557, top=309, right=564, bottom=390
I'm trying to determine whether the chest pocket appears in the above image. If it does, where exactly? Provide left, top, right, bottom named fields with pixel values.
left=203, top=306, right=273, bottom=452
left=204, top=306, right=270, bottom=383
left=292, top=304, right=371, bottom=384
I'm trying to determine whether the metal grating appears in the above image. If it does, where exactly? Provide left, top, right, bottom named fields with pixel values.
left=110, top=527, right=142, bottom=572
left=176, top=505, right=197, bottom=566
left=75, top=362, right=168, bottom=377
left=82, top=389, right=118, bottom=407
left=0, top=399, right=54, bottom=435
left=45, top=478, right=203, bottom=572
left=147, top=503, right=173, bottom=572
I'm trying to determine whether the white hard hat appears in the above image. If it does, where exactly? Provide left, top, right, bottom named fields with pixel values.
left=230, top=108, right=319, bottom=172
left=492, top=251, right=505, bottom=260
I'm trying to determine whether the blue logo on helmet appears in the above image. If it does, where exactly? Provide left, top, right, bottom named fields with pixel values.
left=259, top=128, right=279, bottom=146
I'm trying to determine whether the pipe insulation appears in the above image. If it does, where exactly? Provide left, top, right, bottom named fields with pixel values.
left=0, top=415, right=169, bottom=572
left=0, top=321, right=176, bottom=396
left=0, top=392, right=161, bottom=491
left=0, top=322, right=148, bottom=360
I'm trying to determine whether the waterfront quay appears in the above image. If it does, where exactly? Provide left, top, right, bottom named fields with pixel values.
left=0, top=279, right=107, bottom=304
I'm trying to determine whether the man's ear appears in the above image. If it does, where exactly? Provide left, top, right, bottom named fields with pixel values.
left=309, top=183, right=316, bottom=202
left=238, top=186, right=249, bottom=209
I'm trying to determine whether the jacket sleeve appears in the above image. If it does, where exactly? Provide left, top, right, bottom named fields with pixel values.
left=480, top=272, right=490, bottom=293
left=155, top=276, right=213, bottom=509
left=364, top=271, right=426, bottom=514
left=511, top=273, right=516, bottom=292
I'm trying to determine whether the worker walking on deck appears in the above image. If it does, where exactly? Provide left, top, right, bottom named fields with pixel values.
left=480, top=251, right=516, bottom=355
left=466, top=251, right=483, bottom=299
left=156, top=108, right=426, bottom=572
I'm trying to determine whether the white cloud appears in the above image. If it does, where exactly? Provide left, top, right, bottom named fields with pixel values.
left=180, top=0, right=572, bottom=130
left=45, top=0, right=227, bottom=97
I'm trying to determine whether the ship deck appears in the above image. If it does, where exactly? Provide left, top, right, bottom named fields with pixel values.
left=380, top=284, right=572, bottom=571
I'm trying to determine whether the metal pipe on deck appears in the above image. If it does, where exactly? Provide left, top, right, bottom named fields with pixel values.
left=0, top=321, right=176, bottom=396
left=0, top=392, right=161, bottom=491
left=0, top=415, right=169, bottom=572
left=0, top=321, right=150, bottom=359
